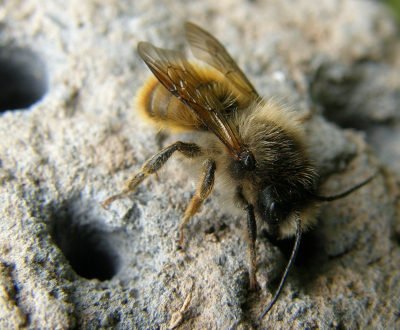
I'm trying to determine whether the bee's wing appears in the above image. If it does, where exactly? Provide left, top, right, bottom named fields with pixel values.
left=137, top=41, right=244, bottom=159
left=185, top=22, right=259, bottom=101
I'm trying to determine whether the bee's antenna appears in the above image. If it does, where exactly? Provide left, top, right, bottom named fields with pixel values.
left=260, top=218, right=302, bottom=319
left=315, top=173, right=376, bottom=202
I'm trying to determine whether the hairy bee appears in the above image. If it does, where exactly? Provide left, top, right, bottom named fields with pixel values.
left=103, top=22, right=374, bottom=318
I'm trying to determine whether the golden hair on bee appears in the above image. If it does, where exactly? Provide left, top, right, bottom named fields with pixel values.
left=103, top=22, right=375, bottom=318
left=136, top=61, right=250, bottom=133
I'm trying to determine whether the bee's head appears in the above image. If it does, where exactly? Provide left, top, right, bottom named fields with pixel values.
left=256, top=183, right=316, bottom=237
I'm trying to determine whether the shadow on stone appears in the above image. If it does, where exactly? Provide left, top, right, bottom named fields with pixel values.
left=262, top=227, right=327, bottom=269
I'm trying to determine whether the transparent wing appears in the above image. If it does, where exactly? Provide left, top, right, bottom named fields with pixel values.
left=185, top=22, right=259, bottom=101
left=137, top=41, right=244, bottom=159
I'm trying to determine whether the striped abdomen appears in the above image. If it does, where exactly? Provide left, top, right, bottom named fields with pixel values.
left=136, top=76, right=206, bottom=132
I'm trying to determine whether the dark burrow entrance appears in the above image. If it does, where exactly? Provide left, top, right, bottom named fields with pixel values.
left=0, top=46, right=48, bottom=112
left=47, top=200, right=119, bottom=281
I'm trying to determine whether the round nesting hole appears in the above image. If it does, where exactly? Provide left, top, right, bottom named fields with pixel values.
left=49, top=202, right=119, bottom=281
left=0, top=46, right=48, bottom=112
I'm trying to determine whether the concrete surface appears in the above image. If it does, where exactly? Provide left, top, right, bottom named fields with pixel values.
left=0, top=0, right=400, bottom=329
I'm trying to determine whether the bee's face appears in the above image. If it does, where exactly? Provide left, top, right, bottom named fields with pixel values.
left=256, top=183, right=316, bottom=236
left=257, top=185, right=288, bottom=230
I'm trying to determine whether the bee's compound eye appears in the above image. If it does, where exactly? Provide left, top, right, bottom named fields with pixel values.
left=241, top=151, right=255, bottom=171
left=269, top=202, right=284, bottom=223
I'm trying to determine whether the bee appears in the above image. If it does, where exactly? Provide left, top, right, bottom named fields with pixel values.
left=103, top=22, right=375, bottom=318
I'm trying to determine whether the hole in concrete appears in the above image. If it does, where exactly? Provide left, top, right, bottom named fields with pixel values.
left=48, top=201, right=119, bottom=281
left=0, top=46, right=48, bottom=112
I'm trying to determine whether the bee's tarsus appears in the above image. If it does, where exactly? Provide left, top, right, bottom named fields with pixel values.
left=179, top=228, right=185, bottom=246
left=102, top=192, right=126, bottom=209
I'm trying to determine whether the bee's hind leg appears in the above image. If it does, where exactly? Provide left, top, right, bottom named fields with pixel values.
left=102, top=141, right=203, bottom=208
left=179, top=159, right=216, bottom=245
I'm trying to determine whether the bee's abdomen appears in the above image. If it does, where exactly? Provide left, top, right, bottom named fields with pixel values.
left=136, top=76, right=205, bottom=132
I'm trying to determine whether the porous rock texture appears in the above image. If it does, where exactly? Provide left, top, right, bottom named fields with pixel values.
left=1, top=0, right=400, bottom=329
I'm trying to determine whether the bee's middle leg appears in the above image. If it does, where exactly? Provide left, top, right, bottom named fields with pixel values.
left=103, top=141, right=203, bottom=207
left=179, top=159, right=216, bottom=245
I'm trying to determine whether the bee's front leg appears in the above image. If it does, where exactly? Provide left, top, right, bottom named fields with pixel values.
left=235, top=189, right=258, bottom=290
